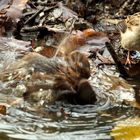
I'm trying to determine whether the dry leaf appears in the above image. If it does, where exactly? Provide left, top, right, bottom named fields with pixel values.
left=0, top=105, right=6, bottom=115
left=83, top=28, right=106, bottom=38
left=58, top=28, right=108, bottom=55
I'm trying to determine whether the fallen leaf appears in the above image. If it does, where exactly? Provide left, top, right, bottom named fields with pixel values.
left=83, top=28, right=105, bottom=38
left=57, top=28, right=109, bottom=56
left=0, top=105, right=6, bottom=115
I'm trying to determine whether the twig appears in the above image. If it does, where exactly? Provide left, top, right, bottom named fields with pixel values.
left=97, top=63, right=115, bottom=67
left=43, top=5, right=58, bottom=13
left=21, top=25, right=67, bottom=33
left=24, top=7, right=45, bottom=25
left=105, top=42, right=129, bottom=78
left=22, top=11, right=36, bottom=18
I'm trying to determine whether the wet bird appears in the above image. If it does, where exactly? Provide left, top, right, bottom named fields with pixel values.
left=117, top=12, right=140, bottom=64
left=0, top=51, right=96, bottom=105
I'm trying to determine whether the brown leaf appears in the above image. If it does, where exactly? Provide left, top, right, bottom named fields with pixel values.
left=0, top=105, right=6, bottom=115
left=58, top=28, right=109, bottom=56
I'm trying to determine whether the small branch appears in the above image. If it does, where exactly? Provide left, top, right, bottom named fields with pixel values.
left=24, top=7, right=45, bottom=25
left=105, top=42, right=129, bottom=78
left=21, top=25, right=67, bottom=33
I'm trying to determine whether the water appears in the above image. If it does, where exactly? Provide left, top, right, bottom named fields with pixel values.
left=0, top=50, right=138, bottom=140
left=0, top=94, right=139, bottom=140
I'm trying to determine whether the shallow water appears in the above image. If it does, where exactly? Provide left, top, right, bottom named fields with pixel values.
left=0, top=92, right=139, bottom=140
left=0, top=65, right=138, bottom=140
left=0, top=49, right=139, bottom=140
